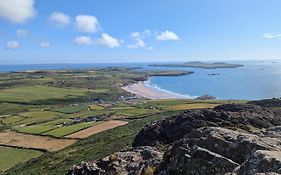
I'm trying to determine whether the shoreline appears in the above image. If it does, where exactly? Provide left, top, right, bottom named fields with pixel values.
left=122, top=81, right=191, bottom=100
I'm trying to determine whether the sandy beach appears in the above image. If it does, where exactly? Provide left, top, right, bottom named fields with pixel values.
left=122, top=81, right=186, bottom=99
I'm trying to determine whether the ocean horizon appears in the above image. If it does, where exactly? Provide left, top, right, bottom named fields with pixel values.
left=1, top=60, right=281, bottom=100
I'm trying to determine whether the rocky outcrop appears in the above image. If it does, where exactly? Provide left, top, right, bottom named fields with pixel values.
left=236, top=150, right=281, bottom=175
left=132, top=103, right=279, bottom=147
left=67, top=146, right=163, bottom=175
left=68, top=99, right=281, bottom=175
left=247, top=98, right=281, bottom=108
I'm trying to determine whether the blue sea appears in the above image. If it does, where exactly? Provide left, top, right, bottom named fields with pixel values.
left=1, top=60, right=281, bottom=100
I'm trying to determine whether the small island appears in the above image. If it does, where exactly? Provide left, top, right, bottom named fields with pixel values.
left=150, top=61, right=243, bottom=69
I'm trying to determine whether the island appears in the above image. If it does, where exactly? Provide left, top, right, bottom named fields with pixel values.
left=149, top=61, right=244, bottom=69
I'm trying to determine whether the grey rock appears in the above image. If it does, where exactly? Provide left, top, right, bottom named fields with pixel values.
left=237, top=150, right=281, bottom=175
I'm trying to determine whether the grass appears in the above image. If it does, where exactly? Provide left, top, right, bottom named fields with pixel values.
left=42, top=122, right=96, bottom=137
left=40, top=119, right=72, bottom=126
left=15, top=111, right=60, bottom=125
left=13, top=119, right=72, bottom=135
left=0, top=85, right=89, bottom=103
left=14, top=125, right=57, bottom=135
left=0, top=103, right=27, bottom=115
left=115, top=107, right=158, bottom=117
left=0, top=146, right=43, bottom=173
left=2, top=115, right=25, bottom=125
left=165, top=103, right=220, bottom=111
left=53, top=106, right=86, bottom=114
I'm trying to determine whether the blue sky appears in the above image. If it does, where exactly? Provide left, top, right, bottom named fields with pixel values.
left=0, top=0, right=281, bottom=64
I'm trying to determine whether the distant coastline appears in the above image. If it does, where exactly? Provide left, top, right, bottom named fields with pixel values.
left=149, top=61, right=244, bottom=69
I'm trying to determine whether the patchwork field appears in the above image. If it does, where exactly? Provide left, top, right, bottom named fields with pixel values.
left=65, top=120, right=128, bottom=139
left=0, top=85, right=88, bottom=103
left=0, top=131, right=76, bottom=152
left=42, top=122, right=96, bottom=137
left=0, top=146, right=43, bottom=173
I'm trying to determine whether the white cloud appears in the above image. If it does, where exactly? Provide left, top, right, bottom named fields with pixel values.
left=75, top=15, right=100, bottom=33
left=128, top=38, right=146, bottom=49
left=75, top=36, right=93, bottom=45
left=156, top=30, right=180, bottom=41
left=128, top=29, right=153, bottom=49
left=6, top=41, right=20, bottom=49
left=130, top=29, right=152, bottom=39
left=40, top=42, right=50, bottom=48
left=49, top=12, right=70, bottom=26
left=0, top=0, right=35, bottom=23
left=97, top=33, right=120, bottom=48
left=17, top=29, right=28, bottom=37
left=262, top=33, right=281, bottom=39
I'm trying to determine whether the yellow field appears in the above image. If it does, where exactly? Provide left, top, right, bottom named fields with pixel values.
left=88, top=104, right=104, bottom=110
left=166, top=103, right=219, bottom=111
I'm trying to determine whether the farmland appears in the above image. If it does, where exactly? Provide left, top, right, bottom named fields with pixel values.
left=0, top=68, right=246, bottom=174
left=0, top=146, right=42, bottom=173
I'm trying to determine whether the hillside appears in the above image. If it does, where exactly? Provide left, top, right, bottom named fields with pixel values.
left=68, top=98, right=281, bottom=175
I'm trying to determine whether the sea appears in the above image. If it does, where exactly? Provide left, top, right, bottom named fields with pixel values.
left=1, top=60, right=281, bottom=100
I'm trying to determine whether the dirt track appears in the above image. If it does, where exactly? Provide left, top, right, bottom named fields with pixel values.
left=65, top=120, right=128, bottom=139
left=0, top=131, right=76, bottom=152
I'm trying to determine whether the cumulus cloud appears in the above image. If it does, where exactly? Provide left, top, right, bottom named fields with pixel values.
left=128, top=38, right=146, bottom=49
left=75, top=15, right=100, bottom=33
left=0, top=0, right=36, bottom=23
left=262, top=33, right=281, bottom=39
left=97, top=33, right=120, bottom=48
left=16, top=29, right=28, bottom=37
left=128, top=29, right=153, bottom=49
left=49, top=12, right=71, bottom=26
left=75, top=36, right=93, bottom=45
left=40, top=42, right=50, bottom=48
left=6, top=41, right=20, bottom=49
left=156, top=30, right=180, bottom=41
left=130, top=29, right=152, bottom=39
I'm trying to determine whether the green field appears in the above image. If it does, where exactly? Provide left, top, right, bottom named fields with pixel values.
left=53, top=106, right=86, bottom=114
left=12, top=111, right=61, bottom=125
left=0, top=146, right=43, bottom=173
left=42, top=122, right=96, bottom=137
left=0, top=85, right=89, bottom=103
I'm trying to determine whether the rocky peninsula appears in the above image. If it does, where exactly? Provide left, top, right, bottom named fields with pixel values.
left=68, top=98, right=281, bottom=175
left=150, top=61, right=244, bottom=69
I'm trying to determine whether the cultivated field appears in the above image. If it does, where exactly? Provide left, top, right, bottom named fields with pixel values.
left=165, top=103, right=220, bottom=110
left=0, top=146, right=42, bottom=173
left=0, top=131, right=76, bottom=152
left=0, top=85, right=88, bottom=103
left=65, top=120, right=128, bottom=139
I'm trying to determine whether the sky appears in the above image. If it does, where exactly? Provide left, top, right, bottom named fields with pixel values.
left=0, top=0, right=281, bottom=64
